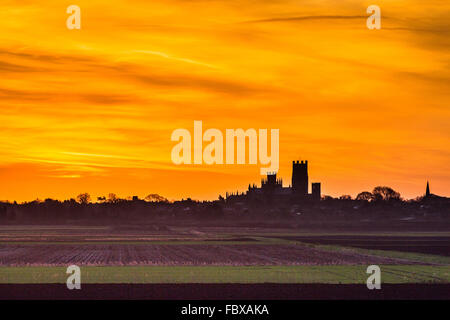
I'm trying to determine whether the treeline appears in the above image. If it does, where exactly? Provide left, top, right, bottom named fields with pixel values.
left=0, top=186, right=448, bottom=224
left=333, top=186, right=402, bottom=202
left=0, top=195, right=222, bottom=223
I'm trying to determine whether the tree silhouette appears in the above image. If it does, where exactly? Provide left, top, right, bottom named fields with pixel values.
left=356, top=191, right=374, bottom=202
left=107, top=193, right=120, bottom=203
left=76, top=193, right=91, bottom=204
left=145, top=194, right=168, bottom=203
left=372, top=186, right=401, bottom=201
left=339, top=195, right=352, bottom=200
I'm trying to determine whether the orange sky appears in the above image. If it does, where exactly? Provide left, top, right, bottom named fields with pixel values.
left=0, top=0, right=449, bottom=202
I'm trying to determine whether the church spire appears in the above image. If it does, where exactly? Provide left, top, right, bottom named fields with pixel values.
left=426, top=181, right=430, bottom=197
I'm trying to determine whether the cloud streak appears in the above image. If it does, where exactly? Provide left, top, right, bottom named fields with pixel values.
left=242, top=15, right=367, bottom=24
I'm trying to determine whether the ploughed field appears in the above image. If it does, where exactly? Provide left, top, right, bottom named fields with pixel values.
left=0, top=225, right=448, bottom=268
left=0, top=243, right=418, bottom=266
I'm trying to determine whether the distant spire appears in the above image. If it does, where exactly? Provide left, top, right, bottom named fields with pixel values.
left=426, top=181, right=430, bottom=197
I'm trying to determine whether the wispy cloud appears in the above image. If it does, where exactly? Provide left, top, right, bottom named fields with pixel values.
left=60, top=152, right=138, bottom=160
left=47, top=174, right=81, bottom=179
left=132, top=50, right=218, bottom=69
left=242, top=15, right=367, bottom=24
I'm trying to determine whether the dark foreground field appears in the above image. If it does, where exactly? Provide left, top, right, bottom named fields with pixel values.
left=1, top=283, right=450, bottom=300
left=278, top=235, right=450, bottom=256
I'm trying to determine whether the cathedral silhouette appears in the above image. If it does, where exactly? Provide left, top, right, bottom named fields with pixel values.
left=227, top=160, right=321, bottom=202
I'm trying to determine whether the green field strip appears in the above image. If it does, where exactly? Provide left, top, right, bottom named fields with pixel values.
left=0, top=265, right=448, bottom=284
left=381, top=266, right=446, bottom=283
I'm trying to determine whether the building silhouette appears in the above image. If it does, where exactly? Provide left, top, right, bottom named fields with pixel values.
left=292, top=160, right=308, bottom=195
left=312, top=182, right=321, bottom=201
left=227, top=160, right=321, bottom=202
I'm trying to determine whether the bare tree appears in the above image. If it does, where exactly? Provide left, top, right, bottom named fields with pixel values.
left=372, top=186, right=401, bottom=201
left=145, top=194, right=168, bottom=203
left=107, top=193, right=120, bottom=204
left=76, top=193, right=91, bottom=204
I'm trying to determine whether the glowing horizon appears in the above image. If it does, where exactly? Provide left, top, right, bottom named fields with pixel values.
left=0, top=0, right=449, bottom=202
